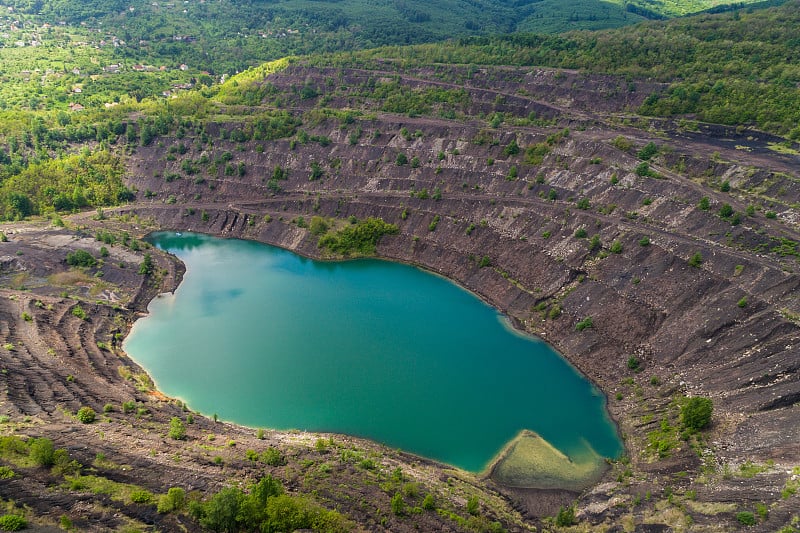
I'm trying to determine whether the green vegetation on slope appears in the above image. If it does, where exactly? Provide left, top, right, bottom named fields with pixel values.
left=318, top=217, right=399, bottom=257
left=341, top=0, right=799, bottom=136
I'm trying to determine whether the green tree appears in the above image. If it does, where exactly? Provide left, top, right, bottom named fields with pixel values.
left=682, top=396, right=713, bottom=431
left=169, top=417, right=187, bottom=440
left=138, top=253, right=154, bottom=276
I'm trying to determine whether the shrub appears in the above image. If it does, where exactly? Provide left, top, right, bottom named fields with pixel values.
left=574, top=228, right=587, bottom=238
left=681, top=396, right=713, bottom=431
left=309, top=216, right=329, bottom=236
left=467, top=496, right=479, bottom=516
left=138, top=253, right=154, bottom=276
left=575, top=317, right=593, bottom=331
left=422, top=493, right=435, bottom=510
left=718, top=203, right=734, bottom=218
left=395, top=153, right=408, bottom=166
left=738, top=297, right=748, bottom=308
left=635, top=162, right=651, bottom=176
left=121, top=401, right=136, bottom=414
left=627, top=357, right=640, bottom=371
left=555, top=505, right=575, bottom=526
left=637, top=142, right=658, bottom=161
left=76, top=407, right=96, bottom=424
left=158, top=487, right=186, bottom=513
left=71, top=306, right=87, bottom=320
left=576, top=197, right=590, bottom=210
left=610, top=240, right=623, bottom=254
left=688, top=252, right=703, bottom=268
left=169, top=417, right=187, bottom=440
left=0, top=515, right=27, bottom=531
left=130, top=489, right=154, bottom=504
left=29, top=438, right=55, bottom=467
left=0, top=466, right=14, bottom=479
left=66, top=249, right=97, bottom=268
left=698, top=196, right=710, bottom=210
left=391, top=493, right=405, bottom=516
left=736, top=511, right=756, bottom=526
left=261, top=447, right=286, bottom=467
left=639, top=236, right=651, bottom=246
left=503, top=139, right=520, bottom=156
left=103, top=403, right=114, bottom=413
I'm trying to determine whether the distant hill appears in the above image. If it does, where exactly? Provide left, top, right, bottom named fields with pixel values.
left=0, top=0, right=782, bottom=73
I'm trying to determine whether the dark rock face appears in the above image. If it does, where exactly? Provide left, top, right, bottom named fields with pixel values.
left=2, top=62, right=798, bottom=530
left=120, top=61, right=800, bottom=528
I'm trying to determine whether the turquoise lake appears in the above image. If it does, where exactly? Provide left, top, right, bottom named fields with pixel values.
left=124, top=232, right=621, bottom=472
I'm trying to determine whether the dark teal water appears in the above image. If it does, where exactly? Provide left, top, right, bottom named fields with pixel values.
left=124, top=232, right=621, bottom=472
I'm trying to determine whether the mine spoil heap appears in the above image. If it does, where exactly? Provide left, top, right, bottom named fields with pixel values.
left=1, top=61, right=799, bottom=531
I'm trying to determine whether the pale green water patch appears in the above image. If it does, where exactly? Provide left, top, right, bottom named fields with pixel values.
left=124, top=232, right=621, bottom=481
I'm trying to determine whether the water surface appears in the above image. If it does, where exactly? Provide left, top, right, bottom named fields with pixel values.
left=124, top=232, right=621, bottom=473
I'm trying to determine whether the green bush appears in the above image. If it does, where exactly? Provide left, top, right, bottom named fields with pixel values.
left=71, top=306, right=87, bottom=320
left=422, top=493, right=435, bottom=510
left=688, top=252, right=703, bottom=268
left=318, top=217, right=398, bottom=257
left=138, top=253, right=154, bottom=276
left=76, top=407, right=96, bottom=424
left=158, top=487, right=186, bottom=513
left=736, top=511, right=756, bottom=526
left=627, top=356, right=640, bottom=371
left=466, top=496, right=480, bottom=516
left=66, top=249, right=97, bottom=268
left=637, top=142, right=658, bottom=161
left=130, top=489, right=154, bottom=504
left=29, top=438, right=55, bottom=467
left=681, top=396, right=713, bottom=431
left=575, top=317, right=593, bottom=331
left=610, top=240, right=623, bottom=254
left=574, top=228, right=587, bottom=238
left=639, top=236, right=651, bottom=246
left=261, top=447, right=286, bottom=467
left=0, top=466, right=14, bottom=479
left=169, top=417, right=187, bottom=440
left=391, top=492, right=405, bottom=516
left=0, top=514, right=27, bottom=531
left=555, top=505, right=575, bottom=526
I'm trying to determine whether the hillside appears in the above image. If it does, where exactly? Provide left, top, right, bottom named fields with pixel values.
left=0, top=0, right=784, bottom=78
left=0, top=2, right=799, bottom=531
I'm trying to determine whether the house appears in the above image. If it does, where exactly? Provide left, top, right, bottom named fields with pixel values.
left=68, top=103, right=85, bottom=111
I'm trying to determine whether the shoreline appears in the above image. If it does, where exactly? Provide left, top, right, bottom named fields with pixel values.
left=125, top=228, right=619, bottom=490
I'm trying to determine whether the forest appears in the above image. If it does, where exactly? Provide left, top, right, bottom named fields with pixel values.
left=0, top=0, right=798, bottom=219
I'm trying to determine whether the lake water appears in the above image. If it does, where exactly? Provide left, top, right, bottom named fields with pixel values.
left=124, top=232, right=621, bottom=473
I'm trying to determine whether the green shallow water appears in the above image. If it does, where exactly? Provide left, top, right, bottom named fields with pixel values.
left=124, top=232, right=621, bottom=473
